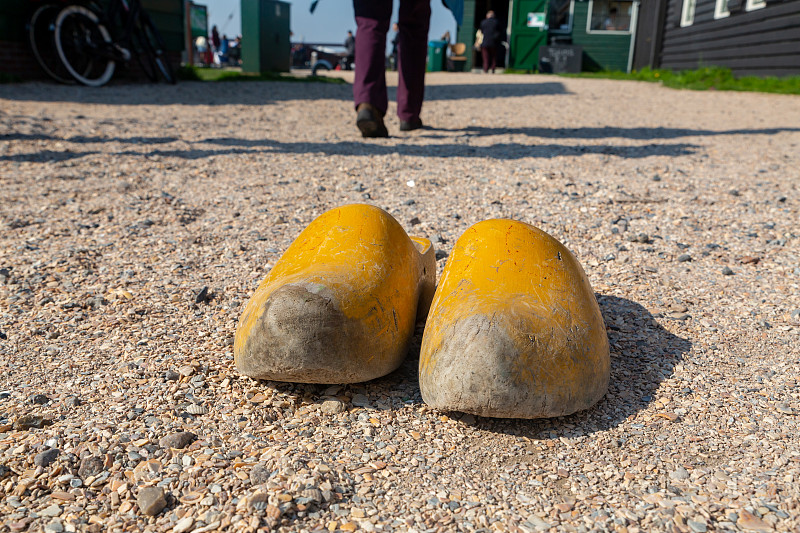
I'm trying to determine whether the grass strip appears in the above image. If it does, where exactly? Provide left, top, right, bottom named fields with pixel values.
left=506, top=66, right=800, bottom=95
left=561, top=67, right=800, bottom=95
left=178, top=66, right=347, bottom=85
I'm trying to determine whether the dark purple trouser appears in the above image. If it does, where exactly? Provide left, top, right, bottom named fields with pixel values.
left=481, top=46, right=497, bottom=72
left=353, top=0, right=431, bottom=121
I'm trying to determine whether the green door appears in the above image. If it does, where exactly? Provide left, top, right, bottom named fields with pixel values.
left=508, top=0, right=549, bottom=70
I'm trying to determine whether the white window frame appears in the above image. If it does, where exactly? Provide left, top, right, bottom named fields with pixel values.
left=586, top=0, right=635, bottom=35
left=549, top=0, right=575, bottom=34
left=746, top=0, right=766, bottom=10
left=714, top=0, right=730, bottom=18
left=680, top=0, right=696, bottom=27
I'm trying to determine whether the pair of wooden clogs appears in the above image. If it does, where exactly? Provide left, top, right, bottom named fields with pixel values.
left=234, top=204, right=609, bottom=419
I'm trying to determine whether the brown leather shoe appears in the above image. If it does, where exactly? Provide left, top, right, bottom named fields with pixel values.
left=356, top=103, right=388, bottom=138
left=399, top=117, right=423, bottom=132
left=400, top=117, right=422, bottom=131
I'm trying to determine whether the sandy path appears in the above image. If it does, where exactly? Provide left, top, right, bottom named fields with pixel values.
left=1, top=73, right=799, bottom=532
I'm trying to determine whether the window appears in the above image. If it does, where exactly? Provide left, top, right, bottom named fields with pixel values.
left=680, top=0, right=696, bottom=26
left=714, top=0, right=730, bottom=18
left=588, top=0, right=633, bottom=33
left=746, top=0, right=766, bottom=10
left=549, top=0, right=574, bottom=33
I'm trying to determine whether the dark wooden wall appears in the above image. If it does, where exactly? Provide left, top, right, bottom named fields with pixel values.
left=659, top=0, right=800, bottom=77
left=0, top=0, right=184, bottom=80
left=632, top=0, right=668, bottom=70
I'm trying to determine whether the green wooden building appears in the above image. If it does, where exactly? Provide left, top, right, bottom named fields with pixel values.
left=0, top=0, right=185, bottom=80
left=454, top=0, right=638, bottom=72
left=571, top=0, right=638, bottom=72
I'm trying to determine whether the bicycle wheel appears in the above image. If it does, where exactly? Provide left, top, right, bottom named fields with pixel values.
left=28, top=4, right=75, bottom=84
left=53, top=5, right=116, bottom=87
left=136, top=10, right=176, bottom=84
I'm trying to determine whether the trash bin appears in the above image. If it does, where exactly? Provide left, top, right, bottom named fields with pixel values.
left=427, top=40, right=447, bottom=72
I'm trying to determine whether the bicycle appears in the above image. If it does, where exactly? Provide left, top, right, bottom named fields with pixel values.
left=27, top=1, right=76, bottom=84
left=29, top=0, right=176, bottom=86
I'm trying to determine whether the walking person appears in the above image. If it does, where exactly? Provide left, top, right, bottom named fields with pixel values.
left=352, top=0, right=431, bottom=137
left=479, top=11, right=501, bottom=73
left=211, top=25, right=221, bottom=53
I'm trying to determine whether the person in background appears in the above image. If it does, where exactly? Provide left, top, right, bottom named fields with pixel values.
left=352, top=0, right=431, bottom=137
left=219, top=34, right=230, bottom=65
left=603, top=7, right=626, bottom=30
left=344, top=30, right=356, bottom=70
left=229, top=35, right=242, bottom=66
left=211, top=25, right=221, bottom=53
left=479, top=11, right=501, bottom=73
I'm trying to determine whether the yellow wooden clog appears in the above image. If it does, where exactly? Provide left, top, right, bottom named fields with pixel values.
left=419, top=219, right=609, bottom=419
left=235, top=204, right=435, bottom=384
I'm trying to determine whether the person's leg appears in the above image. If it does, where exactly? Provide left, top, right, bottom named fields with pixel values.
left=353, top=0, right=392, bottom=115
left=396, top=0, right=431, bottom=124
left=490, top=46, right=497, bottom=73
left=481, top=47, right=489, bottom=73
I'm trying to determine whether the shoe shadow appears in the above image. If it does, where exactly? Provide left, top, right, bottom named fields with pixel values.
left=363, top=294, right=690, bottom=437
left=261, top=294, right=690, bottom=438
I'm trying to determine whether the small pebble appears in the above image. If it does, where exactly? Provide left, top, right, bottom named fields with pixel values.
left=30, top=393, right=50, bottom=405
left=158, top=431, right=196, bottom=449
left=195, top=286, right=209, bottom=304
left=13, top=415, right=51, bottom=430
left=688, top=518, right=707, bottom=532
left=670, top=467, right=690, bottom=480
left=249, top=463, right=271, bottom=485
left=43, top=521, right=64, bottom=533
left=63, top=396, right=81, bottom=408
left=34, top=448, right=60, bottom=467
left=172, top=516, right=194, bottom=533
left=40, top=504, right=62, bottom=517
left=178, top=365, right=195, bottom=377
left=137, top=486, right=167, bottom=516
left=321, top=399, right=346, bottom=414
left=78, top=456, right=104, bottom=478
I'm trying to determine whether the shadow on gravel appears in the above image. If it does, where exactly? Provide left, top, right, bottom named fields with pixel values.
left=198, top=137, right=699, bottom=160
left=432, top=125, right=800, bottom=140
left=408, top=82, right=570, bottom=100
left=0, top=81, right=567, bottom=104
left=0, top=133, right=178, bottom=144
left=0, top=149, right=99, bottom=163
left=1, top=137, right=699, bottom=162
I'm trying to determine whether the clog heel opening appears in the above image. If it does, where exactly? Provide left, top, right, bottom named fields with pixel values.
left=409, top=236, right=437, bottom=322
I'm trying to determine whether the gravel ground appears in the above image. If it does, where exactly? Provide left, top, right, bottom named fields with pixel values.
left=1, top=72, right=799, bottom=533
